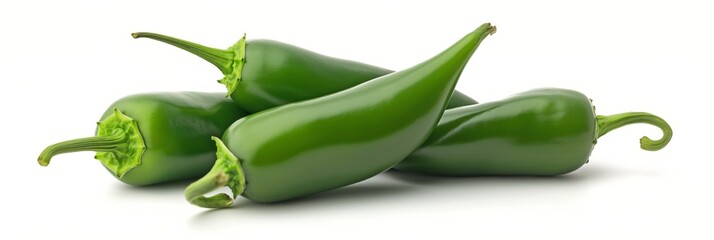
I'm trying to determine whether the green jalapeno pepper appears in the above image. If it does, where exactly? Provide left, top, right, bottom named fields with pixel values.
left=184, top=23, right=496, bottom=208
left=131, top=31, right=477, bottom=113
left=37, top=92, right=249, bottom=185
left=394, top=88, right=673, bottom=176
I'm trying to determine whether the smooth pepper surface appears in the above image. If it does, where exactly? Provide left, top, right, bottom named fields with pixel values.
left=38, top=92, right=249, bottom=185
left=184, top=23, right=497, bottom=208
left=132, top=32, right=477, bottom=112
left=395, top=88, right=673, bottom=176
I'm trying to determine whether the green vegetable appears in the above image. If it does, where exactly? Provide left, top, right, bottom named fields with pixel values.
left=395, top=88, right=673, bottom=176
left=184, top=23, right=496, bottom=208
left=131, top=31, right=477, bottom=113
left=37, top=92, right=249, bottom=185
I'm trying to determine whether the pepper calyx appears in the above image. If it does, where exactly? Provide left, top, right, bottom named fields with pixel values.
left=218, top=34, right=247, bottom=98
left=184, top=136, right=246, bottom=208
left=95, top=108, right=146, bottom=178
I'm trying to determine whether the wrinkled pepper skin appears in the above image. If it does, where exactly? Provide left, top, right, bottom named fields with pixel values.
left=38, top=92, right=249, bottom=185
left=395, top=88, right=673, bottom=176
left=132, top=32, right=477, bottom=113
left=185, top=24, right=496, bottom=208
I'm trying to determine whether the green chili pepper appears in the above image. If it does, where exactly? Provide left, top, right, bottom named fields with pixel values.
left=131, top=31, right=478, bottom=113
left=184, top=23, right=496, bottom=208
left=37, top=92, right=249, bottom=185
left=394, top=88, right=673, bottom=176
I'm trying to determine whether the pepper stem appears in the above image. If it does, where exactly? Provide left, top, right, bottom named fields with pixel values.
left=131, top=32, right=247, bottom=97
left=131, top=32, right=234, bottom=74
left=37, top=133, right=124, bottom=166
left=38, top=108, right=146, bottom=178
left=596, top=112, right=673, bottom=151
left=185, top=136, right=246, bottom=208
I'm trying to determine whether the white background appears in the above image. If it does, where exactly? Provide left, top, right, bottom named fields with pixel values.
left=1, top=0, right=712, bottom=239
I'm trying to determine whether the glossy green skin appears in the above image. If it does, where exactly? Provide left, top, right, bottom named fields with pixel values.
left=99, top=92, right=248, bottom=185
left=234, top=39, right=476, bottom=112
left=221, top=26, right=491, bottom=203
left=395, top=88, right=597, bottom=176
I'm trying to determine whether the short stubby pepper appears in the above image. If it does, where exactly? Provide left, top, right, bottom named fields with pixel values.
left=184, top=23, right=497, bottom=208
left=131, top=31, right=477, bottom=113
left=37, top=92, right=249, bottom=185
left=394, top=88, right=673, bottom=176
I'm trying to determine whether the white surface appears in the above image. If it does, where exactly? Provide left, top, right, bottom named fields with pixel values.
left=1, top=0, right=712, bottom=239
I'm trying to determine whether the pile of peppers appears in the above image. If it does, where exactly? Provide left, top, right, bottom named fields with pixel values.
left=38, top=23, right=672, bottom=209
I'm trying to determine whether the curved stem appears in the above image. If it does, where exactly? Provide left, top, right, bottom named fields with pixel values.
left=131, top=32, right=233, bottom=74
left=185, top=136, right=246, bottom=208
left=596, top=112, right=673, bottom=151
left=37, top=133, right=124, bottom=166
